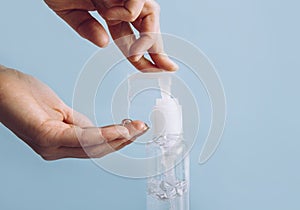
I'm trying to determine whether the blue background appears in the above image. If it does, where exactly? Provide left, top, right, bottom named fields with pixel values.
left=1, top=0, right=300, bottom=209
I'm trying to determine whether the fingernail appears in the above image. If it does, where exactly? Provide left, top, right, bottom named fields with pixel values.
left=122, top=119, right=133, bottom=126
left=143, top=123, right=150, bottom=131
left=121, top=119, right=149, bottom=138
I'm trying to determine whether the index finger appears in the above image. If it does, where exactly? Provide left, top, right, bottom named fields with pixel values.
left=129, top=2, right=178, bottom=71
left=107, top=21, right=161, bottom=72
left=53, top=124, right=131, bottom=148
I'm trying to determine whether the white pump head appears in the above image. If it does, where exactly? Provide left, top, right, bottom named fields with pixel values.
left=152, top=75, right=182, bottom=136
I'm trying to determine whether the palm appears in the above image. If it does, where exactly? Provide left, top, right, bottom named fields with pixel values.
left=0, top=68, right=147, bottom=160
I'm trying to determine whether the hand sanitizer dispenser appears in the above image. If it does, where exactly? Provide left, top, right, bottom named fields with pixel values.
left=146, top=74, right=190, bottom=210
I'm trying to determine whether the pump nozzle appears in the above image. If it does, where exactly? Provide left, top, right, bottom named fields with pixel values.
left=158, top=75, right=171, bottom=100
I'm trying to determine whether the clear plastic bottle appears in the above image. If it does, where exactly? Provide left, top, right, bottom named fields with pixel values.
left=147, top=79, right=190, bottom=210
left=147, top=134, right=190, bottom=210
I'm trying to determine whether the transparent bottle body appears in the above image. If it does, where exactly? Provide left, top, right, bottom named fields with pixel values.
left=147, top=134, right=190, bottom=210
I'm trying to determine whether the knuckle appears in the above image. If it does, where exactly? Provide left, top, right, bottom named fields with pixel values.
left=98, top=131, right=108, bottom=143
left=98, top=128, right=105, bottom=142
left=127, top=11, right=139, bottom=22
left=77, top=128, right=87, bottom=147
left=76, top=129, right=91, bottom=148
